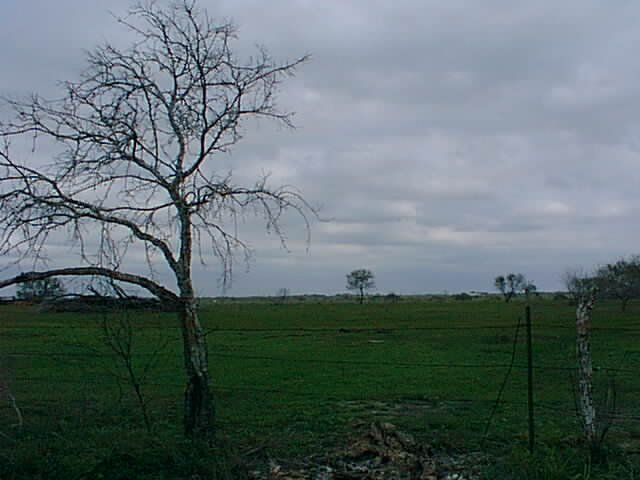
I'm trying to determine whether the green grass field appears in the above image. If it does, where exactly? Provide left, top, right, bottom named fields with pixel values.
left=2, top=298, right=640, bottom=478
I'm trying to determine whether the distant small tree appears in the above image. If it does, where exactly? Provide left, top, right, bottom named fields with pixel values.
left=346, top=269, right=375, bottom=304
left=494, top=275, right=508, bottom=301
left=16, top=278, right=65, bottom=302
left=595, top=256, right=640, bottom=312
left=494, top=273, right=531, bottom=302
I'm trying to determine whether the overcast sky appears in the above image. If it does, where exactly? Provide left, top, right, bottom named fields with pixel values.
left=2, top=1, right=640, bottom=296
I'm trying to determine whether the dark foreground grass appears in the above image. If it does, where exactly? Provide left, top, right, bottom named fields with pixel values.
left=1, top=299, right=640, bottom=478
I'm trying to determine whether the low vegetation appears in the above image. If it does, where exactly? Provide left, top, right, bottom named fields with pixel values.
left=1, top=297, right=640, bottom=478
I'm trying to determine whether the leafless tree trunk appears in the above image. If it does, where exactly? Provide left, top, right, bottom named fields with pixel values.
left=180, top=301, right=212, bottom=434
left=0, top=0, right=312, bottom=437
left=565, top=270, right=608, bottom=448
left=576, top=292, right=596, bottom=444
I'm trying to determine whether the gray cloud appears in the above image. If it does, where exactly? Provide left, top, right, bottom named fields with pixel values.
left=2, top=0, right=640, bottom=296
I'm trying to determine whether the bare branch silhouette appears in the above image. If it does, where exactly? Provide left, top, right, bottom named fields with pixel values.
left=0, top=0, right=312, bottom=436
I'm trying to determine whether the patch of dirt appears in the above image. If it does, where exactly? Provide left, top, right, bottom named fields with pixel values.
left=337, top=398, right=471, bottom=419
left=248, top=422, right=483, bottom=479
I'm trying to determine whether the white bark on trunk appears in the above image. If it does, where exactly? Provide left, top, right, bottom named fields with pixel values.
left=576, top=298, right=596, bottom=443
left=176, top=205, right=214, bottom=436
left=180, top=298, right=213, bottom=436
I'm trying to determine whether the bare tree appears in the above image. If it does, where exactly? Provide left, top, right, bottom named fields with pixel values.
left=0, top=0, right=311, bottom=436
left=346, top=269, right=375, bottom=304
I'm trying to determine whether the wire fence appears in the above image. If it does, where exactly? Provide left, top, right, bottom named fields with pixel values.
left=1, top=301, right=639, bottom=450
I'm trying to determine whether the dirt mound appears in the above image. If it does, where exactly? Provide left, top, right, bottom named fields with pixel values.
left=250, top=422, right=480, bottom=479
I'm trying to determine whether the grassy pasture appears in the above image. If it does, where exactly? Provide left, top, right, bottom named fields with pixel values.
left=1, top=298, right=640, bottom=478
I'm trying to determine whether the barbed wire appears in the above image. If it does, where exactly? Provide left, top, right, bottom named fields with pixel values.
left=4, top=349, right=639, bottom=376
left=5, top=322, right=640, bottom=333
left=3, top=304, right=640, bottom=446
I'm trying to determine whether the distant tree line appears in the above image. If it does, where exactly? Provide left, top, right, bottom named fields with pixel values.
left=16, top=278, right=66, bottom=302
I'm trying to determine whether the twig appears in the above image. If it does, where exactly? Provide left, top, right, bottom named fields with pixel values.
left=7, top=391, right=23, bottom=428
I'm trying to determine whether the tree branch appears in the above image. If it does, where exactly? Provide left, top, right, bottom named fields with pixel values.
left=0, top=268, right=179, bottom=306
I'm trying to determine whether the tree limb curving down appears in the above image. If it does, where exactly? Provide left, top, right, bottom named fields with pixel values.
left=0, top=0, right=312, bottom=437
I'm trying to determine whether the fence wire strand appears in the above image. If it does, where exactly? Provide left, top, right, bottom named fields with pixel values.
left=2, top=303, right=640, bottom=445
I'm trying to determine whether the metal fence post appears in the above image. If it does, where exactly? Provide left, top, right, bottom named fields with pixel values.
left=526, top=305, right=535, bottom=453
